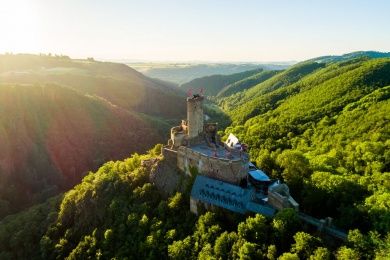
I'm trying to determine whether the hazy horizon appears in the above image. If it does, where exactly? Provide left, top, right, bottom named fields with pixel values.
left=1, top=0, right=389, bottom=62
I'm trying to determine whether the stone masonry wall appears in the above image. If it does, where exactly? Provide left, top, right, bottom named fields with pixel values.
left=176, top=146, right=247, bottom=185
left=187, top=96, right=204, bottom=138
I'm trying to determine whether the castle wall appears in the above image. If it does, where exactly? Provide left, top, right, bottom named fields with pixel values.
left=190, top=198, right=199, bottom=215
left=176, top=146, right=247, bottom=184
left=187, top=96, right=204, bottom=138
left=171, top=131, right=186, bottom=148
left=267, top=192, right=291, bottom=211
left=162, top=146, right=178, bottom=164
left=268, top=184, right=299, bottom=211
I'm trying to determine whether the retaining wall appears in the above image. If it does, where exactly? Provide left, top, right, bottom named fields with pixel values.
left=176, top=146, right=247, bottom=184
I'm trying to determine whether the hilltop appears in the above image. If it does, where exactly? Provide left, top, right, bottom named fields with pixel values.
left=0, top=54, right=186, bottom=218
left=309, top=51, right=390, bottom=64
left=0, top=54, right=186, bottom=119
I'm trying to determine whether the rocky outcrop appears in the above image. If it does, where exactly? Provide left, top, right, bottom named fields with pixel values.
left=148, top=157, right=187, bottom=197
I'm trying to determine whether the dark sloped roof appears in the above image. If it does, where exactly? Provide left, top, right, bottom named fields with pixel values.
left=191, top=175, right=276, bottom=217
left=246, top=202, right=275, bottom=217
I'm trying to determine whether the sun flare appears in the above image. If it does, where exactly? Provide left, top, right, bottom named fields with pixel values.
left=0, top=1, right=42, bottom=53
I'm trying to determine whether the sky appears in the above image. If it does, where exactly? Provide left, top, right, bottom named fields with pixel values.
left=0, top=0, right=389, bottom=62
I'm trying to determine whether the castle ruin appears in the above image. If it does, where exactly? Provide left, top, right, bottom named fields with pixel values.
left=163, top=94, right=248, bottom=185
left=149, top=92, right=347, bottom=240
left=160, top=93, right=299, bottom=217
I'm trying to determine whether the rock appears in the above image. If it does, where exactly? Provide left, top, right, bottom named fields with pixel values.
left=149, top=158, right=186, bottom=197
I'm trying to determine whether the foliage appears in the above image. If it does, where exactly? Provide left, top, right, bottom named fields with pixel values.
left=291, top=232, right=322, bottom=259
left=181, top=68, right=263, bottom=96
left=218, top=61, right=326, bottom=123
left=221, top=58, right=390, bottom=234
left=1, top=144, right=388, bottom=259
left=137, top=63, right=284, bottom=85
left=0, top=145, right=196, bottom=259
left=0, top=54, right=187, bottom=218
left=0, top=196, right=61, bottom=259
left=1, top=56, right=389, bottom=259
left=217, top=70, right=279, bottom=97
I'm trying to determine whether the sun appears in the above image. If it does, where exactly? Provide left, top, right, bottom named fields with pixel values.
left=0, top=0, right=42, bottom=53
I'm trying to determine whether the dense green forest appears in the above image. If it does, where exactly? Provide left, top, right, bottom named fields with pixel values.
left=216, top=70, right=280, bottom=98
left=180, top=69, right=264, bottom=96
left=215, top=57, right=390, bottom=257
left=0, top=54, right=389, bottom=259
left=0, top=54, right=187, bottom=218
left=1, top=146, right=388, bottom=259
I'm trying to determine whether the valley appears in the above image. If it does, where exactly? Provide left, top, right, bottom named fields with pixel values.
left=0, top=51, right=389, bottom=259
left=0, top=54, right=186, bottom=217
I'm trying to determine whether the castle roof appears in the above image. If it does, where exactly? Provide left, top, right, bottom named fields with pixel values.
left=248, top=162, right=271, bottom=182
left=191, top=175, right=276, bottom=217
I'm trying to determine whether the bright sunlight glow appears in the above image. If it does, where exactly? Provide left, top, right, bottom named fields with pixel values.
left=0, top=1, right=44, bottom=54
left=0, top=0, right=389, bottom=62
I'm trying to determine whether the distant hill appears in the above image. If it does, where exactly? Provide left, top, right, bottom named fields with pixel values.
left=185, top=51, right=390, bottom=98
left=219, top=57, right=390, bottom=124
left=0, top=54, right=186, bottom=119
left=309, top=51, right=390, bottom=63
left=217, top=70, right=279, bottom=97
left=219, top=61, right=326, bottom=122
left=180, top=68, right=263, bottom=96
left=0, top=54, right=186, bottom=218
left=132, top=62, right=289, bottom=84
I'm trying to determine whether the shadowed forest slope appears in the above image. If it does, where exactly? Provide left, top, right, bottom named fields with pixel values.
left=0, top=54, right=186, bottom=218
left=180, top=68, right=263, bottom=96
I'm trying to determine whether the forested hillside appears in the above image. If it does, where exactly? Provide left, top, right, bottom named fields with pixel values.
left=0, top=54, right=186, bottom=119
left=0, top=54, right=389, bottom=259
left=1, top=146, right=388, bottom=259
left=217, top=57, right=390, bottom=237
left=132, top=63, right=288, bottom=84
left=309, top=51, right=390, bottom=64
left=218, top=61, right=326, bottom=123
left=217, top=70, right=280, bottom=98
left=180, top=69, right=263, bottom=96
left=0, top=54, right=186, bottom=218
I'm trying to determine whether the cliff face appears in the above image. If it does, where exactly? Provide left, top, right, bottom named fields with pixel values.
left=149, top=157, right=185, bottom=197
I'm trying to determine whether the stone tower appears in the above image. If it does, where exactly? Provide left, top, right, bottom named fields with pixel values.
left=187, top=95, right=204, bottom=138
